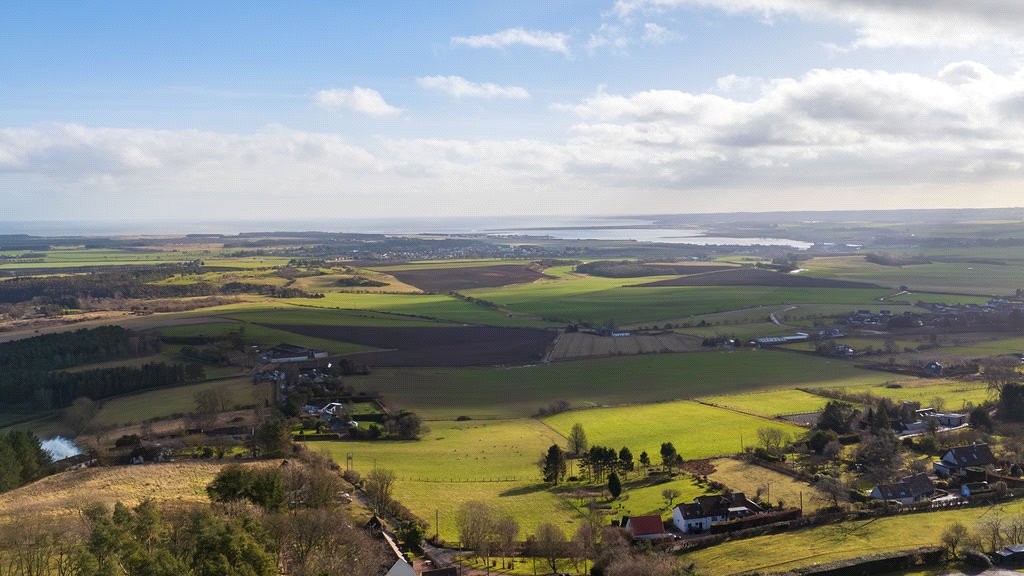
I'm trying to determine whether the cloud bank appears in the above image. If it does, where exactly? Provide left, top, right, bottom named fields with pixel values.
left=451, top=28, right=571, bottom=56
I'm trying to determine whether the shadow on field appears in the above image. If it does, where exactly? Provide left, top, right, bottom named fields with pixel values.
left=500, top=484, right=548, bottom=497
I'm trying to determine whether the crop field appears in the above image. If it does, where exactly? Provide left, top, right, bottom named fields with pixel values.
left=384, top=264, right=552, bottom=293
left=367, top=259, right=536, bottom=272
left=289, top=271, right=423, bottom=294
left=708, top=458, right=827, bottom=512
left=698, top=389, right=832, bottom=417
left=930, top=334, right=1024, bottom=357
left=804, top=255, right=1024, bottom=295
left=0, top=462, right=222, bottom=525
left=278, top=291, right=559, bottom=328
left=543, top=401, right=806, bottom=462
left=683, top=499, right=1024, bottom=575
left=91, top=376, right=265, bottom=427
left=266, top=323, right=557, bottom=367
left=467, top=281, right=892, bottom=327
left=633, top=268, right=882, bottom=289
left=547, top=331, right=702, bottom=360
left=310, top=418, right=575, bottom=541
left=347, top=351, right=895, bottom=419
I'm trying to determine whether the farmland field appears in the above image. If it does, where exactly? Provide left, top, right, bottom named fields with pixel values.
left=385, top=263, right=552, bottom=293
left=633, top=268, right=882, bottom=289
left=548, top=331, right=702, bottom=360
left=265, top=323, right=557, bottom=367
left=828, top=379, right=993, bottom=410
left=543, top=401, right=806, bottom=462
left=91, top=376, right=266, bottom=427
left=347, top=351, right=895, bottom=419
left=683, top=498, right=1024, bottom=575
left=310, top=418, right=575, bottom=541
left=804, top=255, right=1024, bottom=295
left=467, top=281, right=892, bottom=327
left=698, top=389, right=832, bottom=417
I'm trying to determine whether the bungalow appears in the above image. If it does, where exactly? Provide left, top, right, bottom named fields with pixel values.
left=934, top=443, right=996, bottom=478
left=672, top=493, right=763, bottom=534
left=622, top=515, right=671, bottom=540
left=870, top=473, right=935, bottom=505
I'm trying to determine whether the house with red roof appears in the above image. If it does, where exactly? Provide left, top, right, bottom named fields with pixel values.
left=622, top=514, right=671, bottom=540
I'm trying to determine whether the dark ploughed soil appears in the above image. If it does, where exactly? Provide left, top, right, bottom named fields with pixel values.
left=265, top=324, right=557, bottom=367
left=386, top=264, right=551, bottom=293
left=631, top=268, right=882, bottom=288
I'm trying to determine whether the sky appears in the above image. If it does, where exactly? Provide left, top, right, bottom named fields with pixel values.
left=2, top=0, right=1024, bottom=223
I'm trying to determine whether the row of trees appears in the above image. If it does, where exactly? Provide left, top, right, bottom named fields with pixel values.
left=0, top=326, right=160, bottom=371
left=2, top=362, right=206, bottom=413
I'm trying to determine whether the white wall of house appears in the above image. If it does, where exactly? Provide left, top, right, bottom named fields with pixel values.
left=672, top=507, right=713, bottom=534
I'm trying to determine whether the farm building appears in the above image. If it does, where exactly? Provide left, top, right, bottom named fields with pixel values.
left=934, top=443, right=995, bottom=478
left=672, top=493, right=763, bottom=534
left=622, top=515, right=672, bottom=540
left=753, top=333, right=809, bottom=346
left=962, top=481, right=992, bottom=497
left=869, top=473, right=934, bottom=505
left=994, top=544, right=1024, bottom=565
left=262, top=344, right=328, bottom=364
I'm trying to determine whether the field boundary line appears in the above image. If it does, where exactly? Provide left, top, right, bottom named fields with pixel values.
left=691, top=399, right=804, bottom=426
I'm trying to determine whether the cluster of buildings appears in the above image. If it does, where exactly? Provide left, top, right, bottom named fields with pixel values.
left=622, top=492, right=766, bottom=540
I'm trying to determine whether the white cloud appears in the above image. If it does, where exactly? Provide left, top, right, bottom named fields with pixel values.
left=451, top=28, right=571, bottom=56
left=642, top=22, right=679, bottom=44
left=5, top=63, right=1024, bottom=220
left=417, top=76, right=530, bottom=100
left=313, top=87, right=402, bottom=117
left=613, top=0, right=1024, bottom=49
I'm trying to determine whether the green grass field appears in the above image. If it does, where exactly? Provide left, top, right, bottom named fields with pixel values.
left=804, top=255, right=1024, bottom=296
left=92, top=377, right=265, bottom=427
left=310, top=419, right=575, bottom=541
left=683, top=499, right=1024, bottom=575
left=347, top=351, right=895, bottom=419
left=157, top=321, right=376, bottom=355
left=467, top=279, right=892, bottom=326
left=830, top=380, right=994, bottom=411
left=543, top=401, right=806, bottom=462
left=698, top=389, right=832, bottom=417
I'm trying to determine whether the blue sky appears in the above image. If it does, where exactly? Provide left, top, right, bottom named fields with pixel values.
left=2, top=1, right=1024, bottom=222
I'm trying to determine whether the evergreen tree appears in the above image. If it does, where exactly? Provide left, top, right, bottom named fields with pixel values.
left=608, top=472, right=622, bottom=499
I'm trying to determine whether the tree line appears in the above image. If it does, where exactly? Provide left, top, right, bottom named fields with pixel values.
left=0, top=326, right=160, bottom=371
left=0, top=430, right=51, bottom=493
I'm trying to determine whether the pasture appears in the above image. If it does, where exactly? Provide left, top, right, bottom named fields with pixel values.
left=542, top=401, right=806, bottom=462
left=683, top=499, right=1024, bottom=575
left=698, top=389, right=832, bottom=418
left=467, top=280, right=892, bottom=327
left=347, top=351, right=895, bottom=419
left=310, top=418, right=575, bottom=541
left=804, top=255, right=1024, bottom=296
left=91, top=376, right=265, bottom=427
left=829, top=379, right=993, bottom=411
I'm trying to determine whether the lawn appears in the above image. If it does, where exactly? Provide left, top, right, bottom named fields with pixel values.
left=683, top=499, right=1024, bottom=575
left=346, top=351, right=895, bottom=419
left=698, top=389, right=832, bottom=417
left=310, top=419, right=576, bottom=541
left=708, top=458, right=827, bottom=512
left=543, top=401, right=806, bottom=462
left=92, top=377, right=266, bottom=427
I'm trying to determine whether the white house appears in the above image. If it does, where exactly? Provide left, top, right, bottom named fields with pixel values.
left=672, top=493, right=762, bottom=534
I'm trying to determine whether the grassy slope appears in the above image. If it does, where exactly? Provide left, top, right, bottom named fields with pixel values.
left=311, top=419, right=574, bottom=541
left=699, top=389, right=833, bottom=417
left=684, top=499, right=1024, bottom=575
left=91, top=376, right=265, bottom=427
left=346, top=351, right=894, bottom=419
left=708, top=458, right=827, bottom=512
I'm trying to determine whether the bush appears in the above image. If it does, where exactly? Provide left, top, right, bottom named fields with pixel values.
left=962, top=550, right=993, bottom=569
left=342, top=469, right=361, bottom=485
